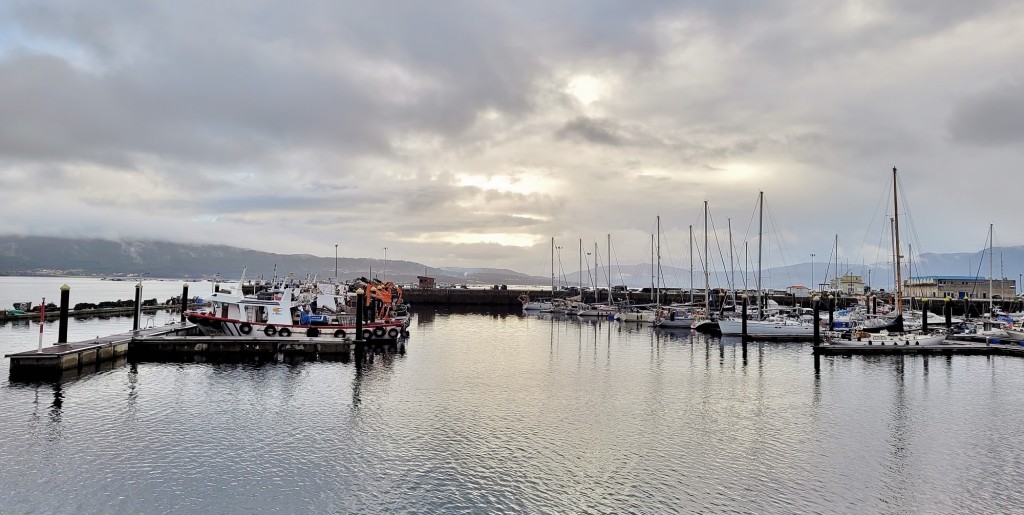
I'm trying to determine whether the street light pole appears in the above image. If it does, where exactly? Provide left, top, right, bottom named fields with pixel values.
left=383, top=246, right=388, bottom=282
left=335, top=244, right=338, bottom=281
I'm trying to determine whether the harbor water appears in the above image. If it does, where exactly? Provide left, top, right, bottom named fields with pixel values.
left=2, top=277, right=1024, bottom=513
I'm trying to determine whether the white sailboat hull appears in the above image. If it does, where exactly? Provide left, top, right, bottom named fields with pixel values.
left=719, top=318, right=817, bottom=338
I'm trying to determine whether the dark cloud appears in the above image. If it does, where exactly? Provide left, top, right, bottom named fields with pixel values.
left=948, top=80, right=1024, bottom=146
left=557, top=117, right=625, bottom=146
left=0, top=0, right=1022, bottom=275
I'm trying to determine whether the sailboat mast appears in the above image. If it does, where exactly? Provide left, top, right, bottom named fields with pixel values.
left=656, top=216, right=662, bottom=306
left=729, top=218, right=735, bottom=306
left=550, top=237, right=555, bottom=298
left=579, top=238, right=583, bottom=295
left=834, top=234, right=839, bottom=294
left=893, top=166, right=902, bottom=316
left=756, top=191, right=763, bottom=320
left=607, top=234, right=612, bottom=304
left=703, top=200, right=710, bottom=312
left=689, top=225, right=694, bottom=304
left=650, top=235, right=655, bottom=296
left=990, top=223, right=994, bottom=315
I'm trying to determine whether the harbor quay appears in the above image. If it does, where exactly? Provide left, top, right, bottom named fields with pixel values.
left=401, top=287, right=1022, bottom=316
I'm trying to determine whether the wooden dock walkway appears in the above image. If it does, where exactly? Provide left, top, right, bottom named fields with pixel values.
left=6, top=322, right=197, bottom=378
left=7, top=323, right=403, bottom=379
left=814, top=340, right=1024, bottom=357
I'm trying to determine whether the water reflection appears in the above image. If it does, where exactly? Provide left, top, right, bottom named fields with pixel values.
left=4, top=308, right=1024, bottom=513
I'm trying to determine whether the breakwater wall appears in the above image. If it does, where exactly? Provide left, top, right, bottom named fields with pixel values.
left=0, top=303, right=194, bottom=322
left=401, top=289, right=818, bottom=307
left=402, top=288, right=1022, bottom=314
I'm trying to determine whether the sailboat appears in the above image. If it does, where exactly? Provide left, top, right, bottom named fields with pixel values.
left=829, top=167, right=947, bottom=345
left=617, top=233, right=657, bottom=323
left=654, top=218, right=697, bottom=328
left=576, top=237, right=617, bottom=317
left=719, top=192, right=817, bottom=339
left=955, top=223, right=1011, bottom=337
left=521, top=237, right=555, bottom=311
left=692, top=200, right=721, bottom=333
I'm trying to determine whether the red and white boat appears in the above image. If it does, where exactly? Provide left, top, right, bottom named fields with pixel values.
left=186, top=281, right=407, bottom=341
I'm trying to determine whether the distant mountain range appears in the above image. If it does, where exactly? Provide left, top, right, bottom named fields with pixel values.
left=0, top=236, right=550, bottom=286
left=1, top=235, right=1022, bottom=291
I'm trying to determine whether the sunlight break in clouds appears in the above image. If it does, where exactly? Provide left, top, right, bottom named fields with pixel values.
left=455, top=172, right=561, bottom=195
left=407, top=232, right=541, bottom=247
left=565, top=74, right=610, bottom=106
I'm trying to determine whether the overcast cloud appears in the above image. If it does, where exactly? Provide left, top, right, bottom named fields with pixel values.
left=1, top=0, right=1023, bottom=279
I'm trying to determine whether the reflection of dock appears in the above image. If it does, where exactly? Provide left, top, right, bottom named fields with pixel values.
left=814, top=340, right=1024, bottom=357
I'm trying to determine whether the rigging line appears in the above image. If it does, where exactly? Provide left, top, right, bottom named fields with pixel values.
left=895, top=174, right=931, bottom=278
left=762, top=197, right=801, bottom=289
left=854, top=174, right=894, bottom=271
left=707, top=210, right=733, bottom=291
left=967, top=227, right=992, bottom=297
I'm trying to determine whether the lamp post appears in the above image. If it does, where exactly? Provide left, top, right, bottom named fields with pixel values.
left=810, top=253, right=816, bottom=292
left=383, top=246, right=388, bottom=282
left=335, top=244, right=338, bottom=280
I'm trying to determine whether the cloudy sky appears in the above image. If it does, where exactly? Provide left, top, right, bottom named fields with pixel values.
left=1, top=0, right=1022, bottom=278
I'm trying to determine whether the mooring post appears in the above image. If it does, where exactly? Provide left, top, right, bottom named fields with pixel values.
left=355, top=288, right=365, bottom=342
left=58, top=284, right=70, bottom=344
left=180, top=283, right=189, bottom=323
left=367, top=287, right=376, bottom=324
left=812, top=295, right=821, bottom=345
left=945, top=297, right=952, bottom=329
left=963, top=298, right=970, bottom=319
left=871, top=295, right=877, bottom=315
left=132, top=282, right=142, bottom=331
left=827, top=294, right=834, bottom=331
left=922, top=299, right=929, bottom=333
left=37, top=296, right=46, bottom=353
left=741, top=294, right=748, bottom=341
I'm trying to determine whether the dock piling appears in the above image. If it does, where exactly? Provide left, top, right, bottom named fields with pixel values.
left=813, top=295, right=821, bottom=345
left=37, top=296, right=45, bottom=353
left=180, top=283, right=189, bottom=322
left=922, top=299, right=929, bottom=333
left=741, top=294, right=748, bottom=341
left=355, top=288, right=365, bottom=342
left=132, top=282, right=142, bottom=331
left=945, top=297, right=952, bottom=329
left=827, top=294, right=834, bottom=331
left=58, top=285, right=70, bottom=344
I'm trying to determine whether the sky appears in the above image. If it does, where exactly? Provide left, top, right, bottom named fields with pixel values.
left=1, top=0, right=1022, bottom=279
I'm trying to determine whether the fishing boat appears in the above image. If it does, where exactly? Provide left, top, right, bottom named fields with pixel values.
left=186, top=280, right=407, bottom=341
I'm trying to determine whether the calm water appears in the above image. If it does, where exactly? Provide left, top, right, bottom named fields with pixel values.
left=2, top=278, right=1024, bottom=513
